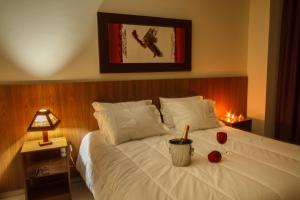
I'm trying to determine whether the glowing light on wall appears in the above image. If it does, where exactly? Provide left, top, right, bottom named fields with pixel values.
left=0, top=0, right=104, bottom=77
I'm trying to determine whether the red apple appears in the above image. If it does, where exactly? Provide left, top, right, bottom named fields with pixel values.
left=217, top=132, right=227, bottom=144
left=208, top=151, right=222, bottom=163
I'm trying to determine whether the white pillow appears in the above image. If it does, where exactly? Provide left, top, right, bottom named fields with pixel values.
left=92, top=99, right=152, bottom=111
left=159, top=96, right=203, bottom=128
left=93, top=105, right=169, bottom=145
left=167, top=99, right=221, bottom=132
left=93, top=100, right=154, bottom=131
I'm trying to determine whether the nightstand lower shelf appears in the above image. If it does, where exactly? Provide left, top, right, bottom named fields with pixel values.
left=27, top=174, right=70, bottom=200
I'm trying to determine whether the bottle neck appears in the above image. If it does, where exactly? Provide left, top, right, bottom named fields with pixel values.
left=181, top=125, right=189, bottom=140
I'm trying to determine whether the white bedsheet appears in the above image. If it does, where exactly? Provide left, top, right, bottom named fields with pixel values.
left=76, top=127, right=300, bottom=200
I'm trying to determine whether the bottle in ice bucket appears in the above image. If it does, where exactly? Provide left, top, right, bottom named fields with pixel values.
left=179, top=125, right=190, bottom=144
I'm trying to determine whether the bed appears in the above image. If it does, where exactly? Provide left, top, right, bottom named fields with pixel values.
left=76, top=126, right=300, bottom=200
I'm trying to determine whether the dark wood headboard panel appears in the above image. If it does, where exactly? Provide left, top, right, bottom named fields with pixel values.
left=0, top=76, right=247, bottom=192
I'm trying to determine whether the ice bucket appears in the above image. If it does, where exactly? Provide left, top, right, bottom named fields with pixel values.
left=169, top=138, right=193, bottom=167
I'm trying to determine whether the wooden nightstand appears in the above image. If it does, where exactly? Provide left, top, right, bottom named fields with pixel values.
left=219, top=118, right=252, bottom=132
left=20, top=137, right=71, bottom=200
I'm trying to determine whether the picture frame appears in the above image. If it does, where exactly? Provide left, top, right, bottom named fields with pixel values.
left=97, top=12, right=192, bottom=73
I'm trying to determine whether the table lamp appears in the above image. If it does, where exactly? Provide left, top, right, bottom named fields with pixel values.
left=27, top=109, right=60, bottom=146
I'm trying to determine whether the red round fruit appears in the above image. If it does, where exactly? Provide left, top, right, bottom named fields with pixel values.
left=208, top=151, right=222, bottom=163
left=217, top=132, right=227, bottom=144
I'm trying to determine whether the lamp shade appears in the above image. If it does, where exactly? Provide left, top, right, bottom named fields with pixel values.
left=27, top=109, right=60, bottom=132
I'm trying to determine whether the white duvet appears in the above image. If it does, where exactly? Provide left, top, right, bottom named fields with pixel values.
left=76, top=127, right=300, bottom=200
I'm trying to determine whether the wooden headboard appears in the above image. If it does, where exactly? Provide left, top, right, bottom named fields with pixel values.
left=0, top=76, right=247, bottom=192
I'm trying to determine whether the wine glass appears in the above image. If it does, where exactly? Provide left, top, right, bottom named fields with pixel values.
left=216, top=131, right=231, bottom=158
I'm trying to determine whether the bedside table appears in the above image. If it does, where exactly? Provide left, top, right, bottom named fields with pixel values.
left=219, top=118, right=252, bottom=132
left=21, top=137, right=72, bottom=200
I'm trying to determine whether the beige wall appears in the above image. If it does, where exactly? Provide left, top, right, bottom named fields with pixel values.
left=0, top=0, right=249, bottom=83
left=0, top=0, right=274, bottom=134
left=247, top=0, right=270, bottom=134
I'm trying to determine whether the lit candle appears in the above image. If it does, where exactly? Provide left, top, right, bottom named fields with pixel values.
left=226, top=112, right=231, bottom=118
left=225, top=111, right=234, bottom=123
left=231, top=113, right=235, bottom=122
left=238, top=114, right=245, bottom=121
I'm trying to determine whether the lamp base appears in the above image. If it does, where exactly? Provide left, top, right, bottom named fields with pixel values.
left=39, top=141, right=53, bottom=146
left=39, top=131, right=52, bottom=146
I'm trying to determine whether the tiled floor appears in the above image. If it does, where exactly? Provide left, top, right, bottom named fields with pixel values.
left=0, top=181, right=94, bottom=200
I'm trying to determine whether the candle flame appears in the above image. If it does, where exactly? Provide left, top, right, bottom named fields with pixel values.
left=225, top=111, right=237, bottom=123
left=238, top=114, right=245, bottom=121
left=226, top=112, right=231, bottom=118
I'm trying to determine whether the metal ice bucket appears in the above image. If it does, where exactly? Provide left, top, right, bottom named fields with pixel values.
left=169, top=139, right=193, bottom=167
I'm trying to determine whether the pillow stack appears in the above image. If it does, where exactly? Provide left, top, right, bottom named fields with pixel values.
left=159, top=96, right=221, bottom=132
left=159, top=96, right=203, bottom=129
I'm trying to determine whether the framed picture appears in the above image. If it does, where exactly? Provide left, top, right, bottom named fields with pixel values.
left=97, top=12, right=192, bottom=73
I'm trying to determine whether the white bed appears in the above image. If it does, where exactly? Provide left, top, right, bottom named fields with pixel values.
left=76, top=126, right=300, bottom=200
